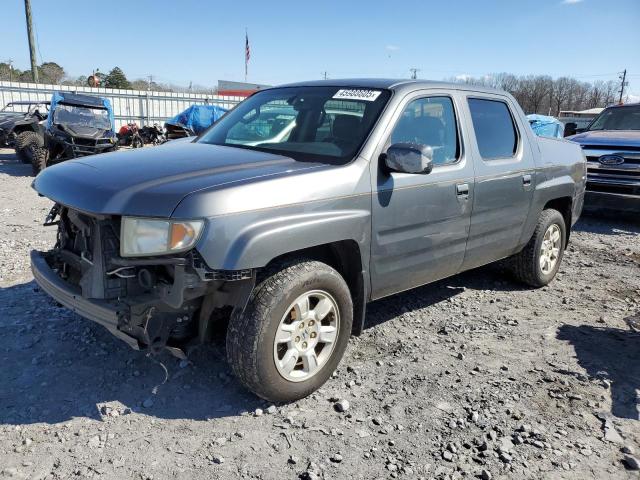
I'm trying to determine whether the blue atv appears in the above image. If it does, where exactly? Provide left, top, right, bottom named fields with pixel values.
left=32, top=92, right=117, bottom=175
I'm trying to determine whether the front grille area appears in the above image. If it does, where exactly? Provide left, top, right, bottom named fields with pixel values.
left=583, top=146, right=640, bottom=196
left=52, top=207, right=128, bottom=299
left=74, top=137, right=97, bottom=147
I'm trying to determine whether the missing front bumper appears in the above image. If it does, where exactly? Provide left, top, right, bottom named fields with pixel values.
left=30, top=250, right=140, bottom=350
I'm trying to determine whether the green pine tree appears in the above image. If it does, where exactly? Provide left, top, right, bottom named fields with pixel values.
left=104, top=67, right=131, bottom=89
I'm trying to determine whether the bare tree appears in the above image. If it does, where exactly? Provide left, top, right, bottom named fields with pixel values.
left=551, top=77, right=572, bottom=115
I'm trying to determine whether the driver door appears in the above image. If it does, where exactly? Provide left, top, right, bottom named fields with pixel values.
left=369, top=92, right=474, bottom=299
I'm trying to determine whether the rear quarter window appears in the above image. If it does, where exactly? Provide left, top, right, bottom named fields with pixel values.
left=468, top=98, right=518, bottom=159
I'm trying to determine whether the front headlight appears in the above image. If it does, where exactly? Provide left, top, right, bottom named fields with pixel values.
left=120, top=217, right=204, bottom=257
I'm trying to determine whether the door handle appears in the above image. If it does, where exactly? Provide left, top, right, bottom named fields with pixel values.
left=456, top=183, right=469, bottom=196
left=522, top=174, right=532, bottom=186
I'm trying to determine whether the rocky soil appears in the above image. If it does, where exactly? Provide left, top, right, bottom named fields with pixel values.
left=0, top=147, right=639, bottom=480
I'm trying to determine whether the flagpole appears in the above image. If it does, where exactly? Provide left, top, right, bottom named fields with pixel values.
left=244, top=28, right=248, bottom=82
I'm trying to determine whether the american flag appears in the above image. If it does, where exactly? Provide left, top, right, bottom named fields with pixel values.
left=245, top=31, right=250, bottom=80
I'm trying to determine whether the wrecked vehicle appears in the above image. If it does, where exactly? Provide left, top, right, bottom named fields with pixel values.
left=31, top=92, right=117, bottom=174
left=0, top=100, right=49, bottom=163
left=164, top=104, right=227, bottom=140
left=567, top=103, right=640, bottom=213
left=31, top=80, right=586, bottom=402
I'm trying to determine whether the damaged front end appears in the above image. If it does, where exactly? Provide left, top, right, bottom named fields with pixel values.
left=30, top=204, right=254, bottom=358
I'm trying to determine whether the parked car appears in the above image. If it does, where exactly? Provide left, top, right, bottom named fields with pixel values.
left=31, top=92, right=117, bottom=174
left=164, top=104, right=227, bottom=140
left=0, top=100, right=50, bottom=163
left=567, top=103, right=640, bottom=213
left=30, top=79, right=585, bottom=402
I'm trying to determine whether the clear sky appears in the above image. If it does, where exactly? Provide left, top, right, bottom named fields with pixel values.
left=2, top=0, right=639, bottom=96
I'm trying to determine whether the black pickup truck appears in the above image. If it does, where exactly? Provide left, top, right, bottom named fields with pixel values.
left=568, top=103, right=640, bottom=213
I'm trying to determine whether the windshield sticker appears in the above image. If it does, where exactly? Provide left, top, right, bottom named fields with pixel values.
left=332, top=89, right=382, bottom=102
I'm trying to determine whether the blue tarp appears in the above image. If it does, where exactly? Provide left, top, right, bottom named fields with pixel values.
left=527, top=114, right=564, bottom=139
left=165, top=104, right=228, bottom=135
left=48, top=91, right=114, bottom=130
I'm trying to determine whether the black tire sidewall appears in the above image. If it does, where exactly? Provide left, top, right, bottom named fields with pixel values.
left=31, top=147, right=48, bottom=176
left=231, top=263, right=353, bottom=402
left=532, top=211, right=566, bottom=285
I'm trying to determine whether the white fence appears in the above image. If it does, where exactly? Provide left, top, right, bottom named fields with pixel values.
left=0, top=81, right=243, bottom=129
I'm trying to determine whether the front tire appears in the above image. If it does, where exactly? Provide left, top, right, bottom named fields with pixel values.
left=31, top=147, right=49, bottom=176
left=508, top=209, right=566, bottom=287
left=226, top=260, right=353, bottom=402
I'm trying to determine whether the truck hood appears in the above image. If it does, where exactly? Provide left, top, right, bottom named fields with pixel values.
left=33, top=142, right=327, bottom=217
left=567, top=130, right=640, bottom=148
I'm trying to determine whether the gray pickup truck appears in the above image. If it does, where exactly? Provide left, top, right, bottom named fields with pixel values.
left=31, top=80, right=586, bottom=402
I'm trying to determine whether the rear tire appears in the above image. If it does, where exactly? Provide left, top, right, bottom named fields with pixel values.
left=31, top=147, right=49, bottom=176
left=15, top=131, right=42, bottom=164
left=226, top=260, right=353, bottom=402
left=508, top=209, right=566, bottom=287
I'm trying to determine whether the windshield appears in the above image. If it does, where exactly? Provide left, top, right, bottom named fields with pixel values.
left=198, top=86, right=391, bottom=163
left=53, top=103, right=111, bottom=130
left=588, top=105, right=640, bottom=131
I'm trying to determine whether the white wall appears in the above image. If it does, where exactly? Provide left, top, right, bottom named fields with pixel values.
left=0, top=81, right=242, bottom=129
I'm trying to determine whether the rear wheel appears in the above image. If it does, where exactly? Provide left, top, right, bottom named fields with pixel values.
left=15, top=131, right=42, bottom=164
left=226, top=260, right=353, bottom=402
left=508, top=209, right=566, bottom=287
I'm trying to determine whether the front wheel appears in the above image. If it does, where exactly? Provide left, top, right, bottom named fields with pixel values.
left=226, top=260, right=353, bottom=402
left=508, top=209, right=566, bottom=287
left=31, top=147, right=49, bottom=176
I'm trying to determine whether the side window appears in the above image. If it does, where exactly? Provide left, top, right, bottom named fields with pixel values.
left=390, top=96, right=459, bottom=165
left=467, top=98, right=518, bottom=159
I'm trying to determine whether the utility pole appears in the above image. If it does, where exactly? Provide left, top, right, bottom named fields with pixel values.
left=6, top=59, right=13, bottom=82
left=24, top=0, right=39, bottom=83
left=409, top=68, right=420, bottom=80
left=147, top=74, right=153, bottom=91
left=618, top=69, right=628, bottom=104
left=322, top=71, right=328, bottom=80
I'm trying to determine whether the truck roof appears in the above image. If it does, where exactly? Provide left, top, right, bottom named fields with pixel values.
left=277, top=78, right=507, bottom=95
left=602, top=102, right=640, bottom=110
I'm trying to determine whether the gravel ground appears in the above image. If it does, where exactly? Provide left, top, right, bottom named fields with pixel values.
left=1, top=147, right=639, bottom=480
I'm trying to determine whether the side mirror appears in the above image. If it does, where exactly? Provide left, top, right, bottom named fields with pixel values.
left=383, top=143, right=433, bottom=174
left=563, top=122, right=577, bottom=137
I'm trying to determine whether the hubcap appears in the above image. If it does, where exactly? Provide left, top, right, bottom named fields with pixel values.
left=273, top=290, right=339, bottom=382
left=540, top=224, right=561, bottom=275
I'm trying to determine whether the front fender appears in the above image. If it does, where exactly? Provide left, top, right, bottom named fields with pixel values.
left=195, top=197, right=371, bottom=272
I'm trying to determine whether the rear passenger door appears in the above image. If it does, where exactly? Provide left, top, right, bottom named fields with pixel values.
left=461, top=95, right=535, bottom=270
left=370, top=92, right=474, bottom=299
